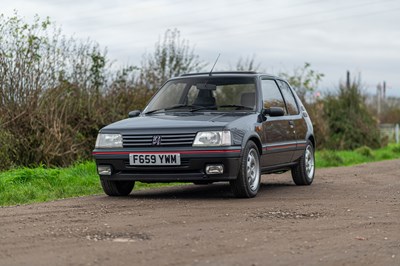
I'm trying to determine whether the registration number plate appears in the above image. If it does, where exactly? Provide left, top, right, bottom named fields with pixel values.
left=129, top=153, right=181, bottom=166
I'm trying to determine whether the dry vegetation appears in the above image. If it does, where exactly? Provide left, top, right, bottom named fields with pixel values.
left=0, top=13, right=398, bottom=171
left=0, top=14, right=202, bottom=170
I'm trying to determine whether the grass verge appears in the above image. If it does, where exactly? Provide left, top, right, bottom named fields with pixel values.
left=0, top=162, right=180, bottom=207
left=316, top=143, right=400, bottom=168
left=0, top=144, right=399, bottom=206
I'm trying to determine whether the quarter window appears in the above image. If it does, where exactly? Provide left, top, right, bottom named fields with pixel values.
left=277, top=80, right=299, bottom=115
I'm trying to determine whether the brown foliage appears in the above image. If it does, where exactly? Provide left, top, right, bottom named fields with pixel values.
left=304, top=101, right=330, bottom=148
left=0, top=14, right=204, bottom=170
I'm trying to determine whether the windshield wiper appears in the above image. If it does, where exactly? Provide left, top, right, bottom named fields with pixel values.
left=190, top=105, right=254, bottom=112
left=145, top=104, right=200, bottom=115
left=144, top=108, right=165, bottom=115
left=167, top=104, right=200, bottom=110
left=190, top=106, right=218, bottom=112
left=218, top=105, right=254, bottom=110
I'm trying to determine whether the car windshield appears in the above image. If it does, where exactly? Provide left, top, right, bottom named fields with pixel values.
left=144, top=76, right=257, bottom=114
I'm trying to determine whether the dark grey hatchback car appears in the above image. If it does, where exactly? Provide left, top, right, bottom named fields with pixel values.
left=93, top=72, right=315, bottom=198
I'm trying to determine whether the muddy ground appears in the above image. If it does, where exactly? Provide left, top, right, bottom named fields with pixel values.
left=0, top=159, right=399, bottom=266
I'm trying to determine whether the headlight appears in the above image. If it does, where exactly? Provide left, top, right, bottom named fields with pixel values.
left=193, top=131, right=231, bottom=147
left=95, top=133, right=123, bottom=148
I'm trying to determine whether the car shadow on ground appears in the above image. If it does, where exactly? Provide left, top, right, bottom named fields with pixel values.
left=122, top=181, right=296, bottom=200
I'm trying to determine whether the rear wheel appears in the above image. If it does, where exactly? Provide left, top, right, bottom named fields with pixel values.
left=230, top=141, right=261, bottom=198
left=100, top=180, right=135, bottom=196
left=291, top=141, right=315, bottom=185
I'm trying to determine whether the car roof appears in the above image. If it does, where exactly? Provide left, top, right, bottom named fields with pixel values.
left=178, top=71, right=278, bottom=79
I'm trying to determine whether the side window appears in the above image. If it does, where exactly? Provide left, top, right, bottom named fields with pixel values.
left=261, top=79, right=287, bottom=115
left=277, top=80, right=299, bottom=115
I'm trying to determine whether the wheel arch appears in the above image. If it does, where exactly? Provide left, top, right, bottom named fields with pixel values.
left=246, top=135, right=263, bottom=155
left=308, top=135, right=316, bottom=149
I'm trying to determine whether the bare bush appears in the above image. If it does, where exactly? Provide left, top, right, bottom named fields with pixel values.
left=0, top=17, right=205, bottom=170
left=235, top=55, right=260, bottom=71
left=138, top=29, right=204, bottom=91
left=0, top=13, right=111, bottom=168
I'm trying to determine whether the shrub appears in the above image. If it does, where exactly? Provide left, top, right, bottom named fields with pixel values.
left=306, top=100, right=330, bottom=148
left=319, top=151, right=344, bottom=167
left=355, top=146, right=374, bottom=158
left=378, top=152, right=391, bottom=160
left=392, top=145, right=400, bottom=153
left=323, top=75, right=381, bottom=150
left=0, top=13, right=119, bottom=168
left=0, top=128, right=15, bottom=170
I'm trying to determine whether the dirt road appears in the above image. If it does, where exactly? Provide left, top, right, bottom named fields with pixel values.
left=0, top=160, right=399, bottom=266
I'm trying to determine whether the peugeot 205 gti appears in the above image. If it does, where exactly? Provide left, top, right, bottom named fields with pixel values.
left=92, top=72, right=315, bottom=198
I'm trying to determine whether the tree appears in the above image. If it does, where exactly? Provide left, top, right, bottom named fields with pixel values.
left=235, top=55, right=260, bottom=71
left=280, top=62, right=324, bottom=102
left=138, top=29, right=204, bottom=90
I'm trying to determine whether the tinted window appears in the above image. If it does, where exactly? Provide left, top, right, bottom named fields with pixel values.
left=277, top=80, right=299, bottom=115
left=145, top=77, right=257, bottom=113
left=145, top=82, right=187, bottom=111
left=261, top=79, right=287, bottom=115
left=186, top=83, right=256, bottom=107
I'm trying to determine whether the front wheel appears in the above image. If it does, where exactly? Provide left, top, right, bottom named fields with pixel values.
left=291, top=141, right=315, bottom=185
left=100, top=180, right=135, bottom=196
left=230, top=141, right=261, bottom=198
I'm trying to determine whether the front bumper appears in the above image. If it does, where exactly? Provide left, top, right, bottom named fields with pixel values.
left=92, top=147, right=242, bottom=183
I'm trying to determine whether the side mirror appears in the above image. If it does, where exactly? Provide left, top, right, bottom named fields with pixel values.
left=128, top=110, right=141, bottom=118
left=262, top=107, right=285, bottom=117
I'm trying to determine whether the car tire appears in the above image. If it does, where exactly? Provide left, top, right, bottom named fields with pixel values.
left=291, top=140, right=315, bottom=185
left=230, top=140, right=261, bottom=198
left=100, top=180, right=135, bottom=196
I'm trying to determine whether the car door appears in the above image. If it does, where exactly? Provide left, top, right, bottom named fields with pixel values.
left=276, top=79, right=308, bottom=161
left=260, top=78, right=296, bottom=167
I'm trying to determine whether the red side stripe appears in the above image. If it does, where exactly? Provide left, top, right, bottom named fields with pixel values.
left=263, top=143, right=297, bottom=151
left=92, top=149, right=241, bottom=156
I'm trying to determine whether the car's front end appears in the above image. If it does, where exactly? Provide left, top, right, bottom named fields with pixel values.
left=93, top=121, right=244, bottom=183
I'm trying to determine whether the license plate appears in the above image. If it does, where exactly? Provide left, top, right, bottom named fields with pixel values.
left=129, top=153, right=181, bottom=166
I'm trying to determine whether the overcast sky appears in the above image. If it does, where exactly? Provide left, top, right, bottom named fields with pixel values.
left=2, top=0, right=400, bottom=97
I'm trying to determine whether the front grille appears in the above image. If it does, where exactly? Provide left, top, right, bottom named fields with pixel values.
left=122, top=133, right=196, bottom=148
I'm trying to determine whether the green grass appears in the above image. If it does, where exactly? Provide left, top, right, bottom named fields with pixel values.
left=0, top=162, right=179, bottom=207
left=0, top=144, right=399, bottom=206
left=316, top=143, right=400, bottom=168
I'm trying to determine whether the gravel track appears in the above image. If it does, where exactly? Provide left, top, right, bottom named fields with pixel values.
left=1, top=159, right=399, bottom=266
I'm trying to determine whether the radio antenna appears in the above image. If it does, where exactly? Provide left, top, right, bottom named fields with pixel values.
left=209, top=53, right=220, bottom=76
